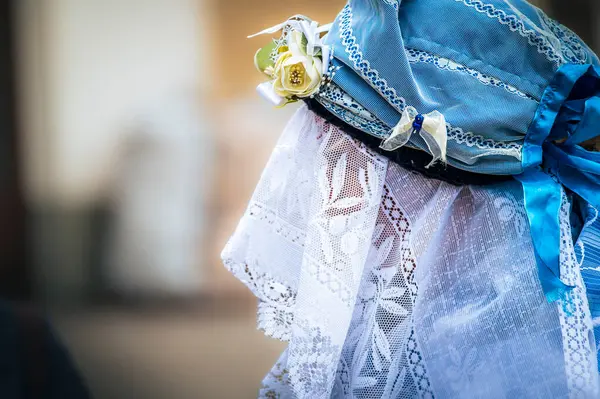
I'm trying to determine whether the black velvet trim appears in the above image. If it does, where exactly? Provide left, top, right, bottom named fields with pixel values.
left=305, top=99, right=513, bottom=186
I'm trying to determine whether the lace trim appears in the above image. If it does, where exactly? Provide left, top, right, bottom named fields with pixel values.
left=538, top=11, right=590, bottom=65
left=325, top=183, right=436, bottom=397
left=318, top=83, right=387, bottom=125
left=557, top=192, right=598, bottom=396
left=457, top=0, right=590, bottom=65
left=406, top=48, right=538, bottom=101
left=339, top=4, right=407, bottom=111
left=318, top=99, right=389, bottom=139
left=574, top=205, right=600, bottom=372
left=223, top=257, right=296, bottom=341
left=338, top=4, right=522, bottom=155
left=260, top=351, right=294, bottom=398
left=224, top=201, right=304, bottom=341
left=260, top=328, right=343, bottom=398
left=317, top=84, right=390, bottom=138
left=257, top=301, right=294, bottom=341
left=242, top=180, right=437, bottom=397
left=382, top=185, right=436, bottom=398
left=289, top=321, right=343, bottom=396
left=456, top=0, right=564, bottom=65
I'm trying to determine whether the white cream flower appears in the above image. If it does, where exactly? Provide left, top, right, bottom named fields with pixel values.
left=271, top=31, right=323, bottom=99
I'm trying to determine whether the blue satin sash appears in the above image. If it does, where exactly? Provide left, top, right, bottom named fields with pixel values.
left=519, top=64, right=600, bottom=302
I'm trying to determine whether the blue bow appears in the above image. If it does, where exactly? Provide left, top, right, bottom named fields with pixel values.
left=518, top=64, right=600, bottom=302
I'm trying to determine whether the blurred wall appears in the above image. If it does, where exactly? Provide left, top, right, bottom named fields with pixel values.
left=17, top=0, right=210, bottom=205
left=15, top=0, right=212, bottom=303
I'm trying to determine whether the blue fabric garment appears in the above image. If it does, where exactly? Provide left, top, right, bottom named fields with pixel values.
left=320, top=0, right=598, bottom=174
left=318, top=0, right=600, bottom=304
left=517, top=64, right=600, bottom=302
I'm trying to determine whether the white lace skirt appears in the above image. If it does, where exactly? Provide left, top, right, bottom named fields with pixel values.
left=221, top=106, right=600, bottom=398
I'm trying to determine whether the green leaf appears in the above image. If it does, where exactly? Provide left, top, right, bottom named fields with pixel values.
left=254, top=40, right=277, bottom=74
left=300, top=33, right=308, bottom=52
left=299, top=33, right=322, bottom=58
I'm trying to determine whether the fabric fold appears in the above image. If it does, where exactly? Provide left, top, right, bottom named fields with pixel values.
left=519, top=64, right=600, bottom=302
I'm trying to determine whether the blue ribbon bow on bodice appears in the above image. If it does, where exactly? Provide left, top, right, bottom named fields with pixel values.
left=519, top=64, right=600, bottom=302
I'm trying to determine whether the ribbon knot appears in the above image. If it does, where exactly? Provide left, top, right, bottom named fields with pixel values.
left=380, top=107, right=448, bottom=168
left=517, top=64, right=600, bottom=303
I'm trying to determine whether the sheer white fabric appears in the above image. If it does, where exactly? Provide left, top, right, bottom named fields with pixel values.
left=221, top=106, right=600, bottom=398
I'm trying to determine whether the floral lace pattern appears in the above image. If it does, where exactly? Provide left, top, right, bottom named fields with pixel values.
left=574, top=205, right=600, bottom=372
left=494, top=193, right=528, bottom=237
left=284, top=114, right=388, bottom=398
left=223, top=107, right=599, bottom=398
left=223, top=257, right=296, bottom=341
left=289, top=322, right=342, bottom=396
left=260, top=351, right=293, bottom=398
left=325, top=183, right=436, bottom=399
left=382, top=186, right=436, bottom=398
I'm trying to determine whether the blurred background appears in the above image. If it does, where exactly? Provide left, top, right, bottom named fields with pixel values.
left=0, top=0, right=596, bottom=397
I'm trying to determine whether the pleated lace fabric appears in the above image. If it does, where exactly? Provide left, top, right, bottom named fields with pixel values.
left=221, top=106, right=600, bottom=398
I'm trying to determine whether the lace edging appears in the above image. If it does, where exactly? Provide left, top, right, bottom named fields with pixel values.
left=338, top=4, right=522, bottom=156
left=457, top=0, right=562, bottom=65
left=406, top=48, right=538, bottom=102
left=457, top=0, right=589, bottom=66
left=382, top=185, right=436, bottom=398
left=223, top=256, right=296, bottom=342
left=557, top=192, right=598, bottom=396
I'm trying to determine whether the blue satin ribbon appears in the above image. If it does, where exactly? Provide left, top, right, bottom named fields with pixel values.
left=519, top=64, right=600, bottom=303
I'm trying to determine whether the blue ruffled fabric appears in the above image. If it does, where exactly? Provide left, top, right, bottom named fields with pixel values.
left=518, top=64, right=600, bottom=302
left=320, top=0, right=599, bottom=174
left=318, top=0, right=600, bottom=306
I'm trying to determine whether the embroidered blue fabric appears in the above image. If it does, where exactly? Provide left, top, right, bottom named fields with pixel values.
left=319, top=1, right=600, bottom=308
left=321, top=0, right=598, bottom=174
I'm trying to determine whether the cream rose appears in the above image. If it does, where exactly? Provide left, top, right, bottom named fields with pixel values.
left=271, top=31, right=323, bottom=99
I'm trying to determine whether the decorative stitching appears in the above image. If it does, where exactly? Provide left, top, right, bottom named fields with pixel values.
left=317, top=84, right=391, bottom=138
left=456, top=0, right=590, bottom=66
left=456, top=0, right=563, bottom=65
left=537, top=11, right=589, bottom=65
left=405, top=48, right=538, bottom=102
left=339, top=4, right=407, bottom=112
left=338, top=5, right=522, bottom=155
